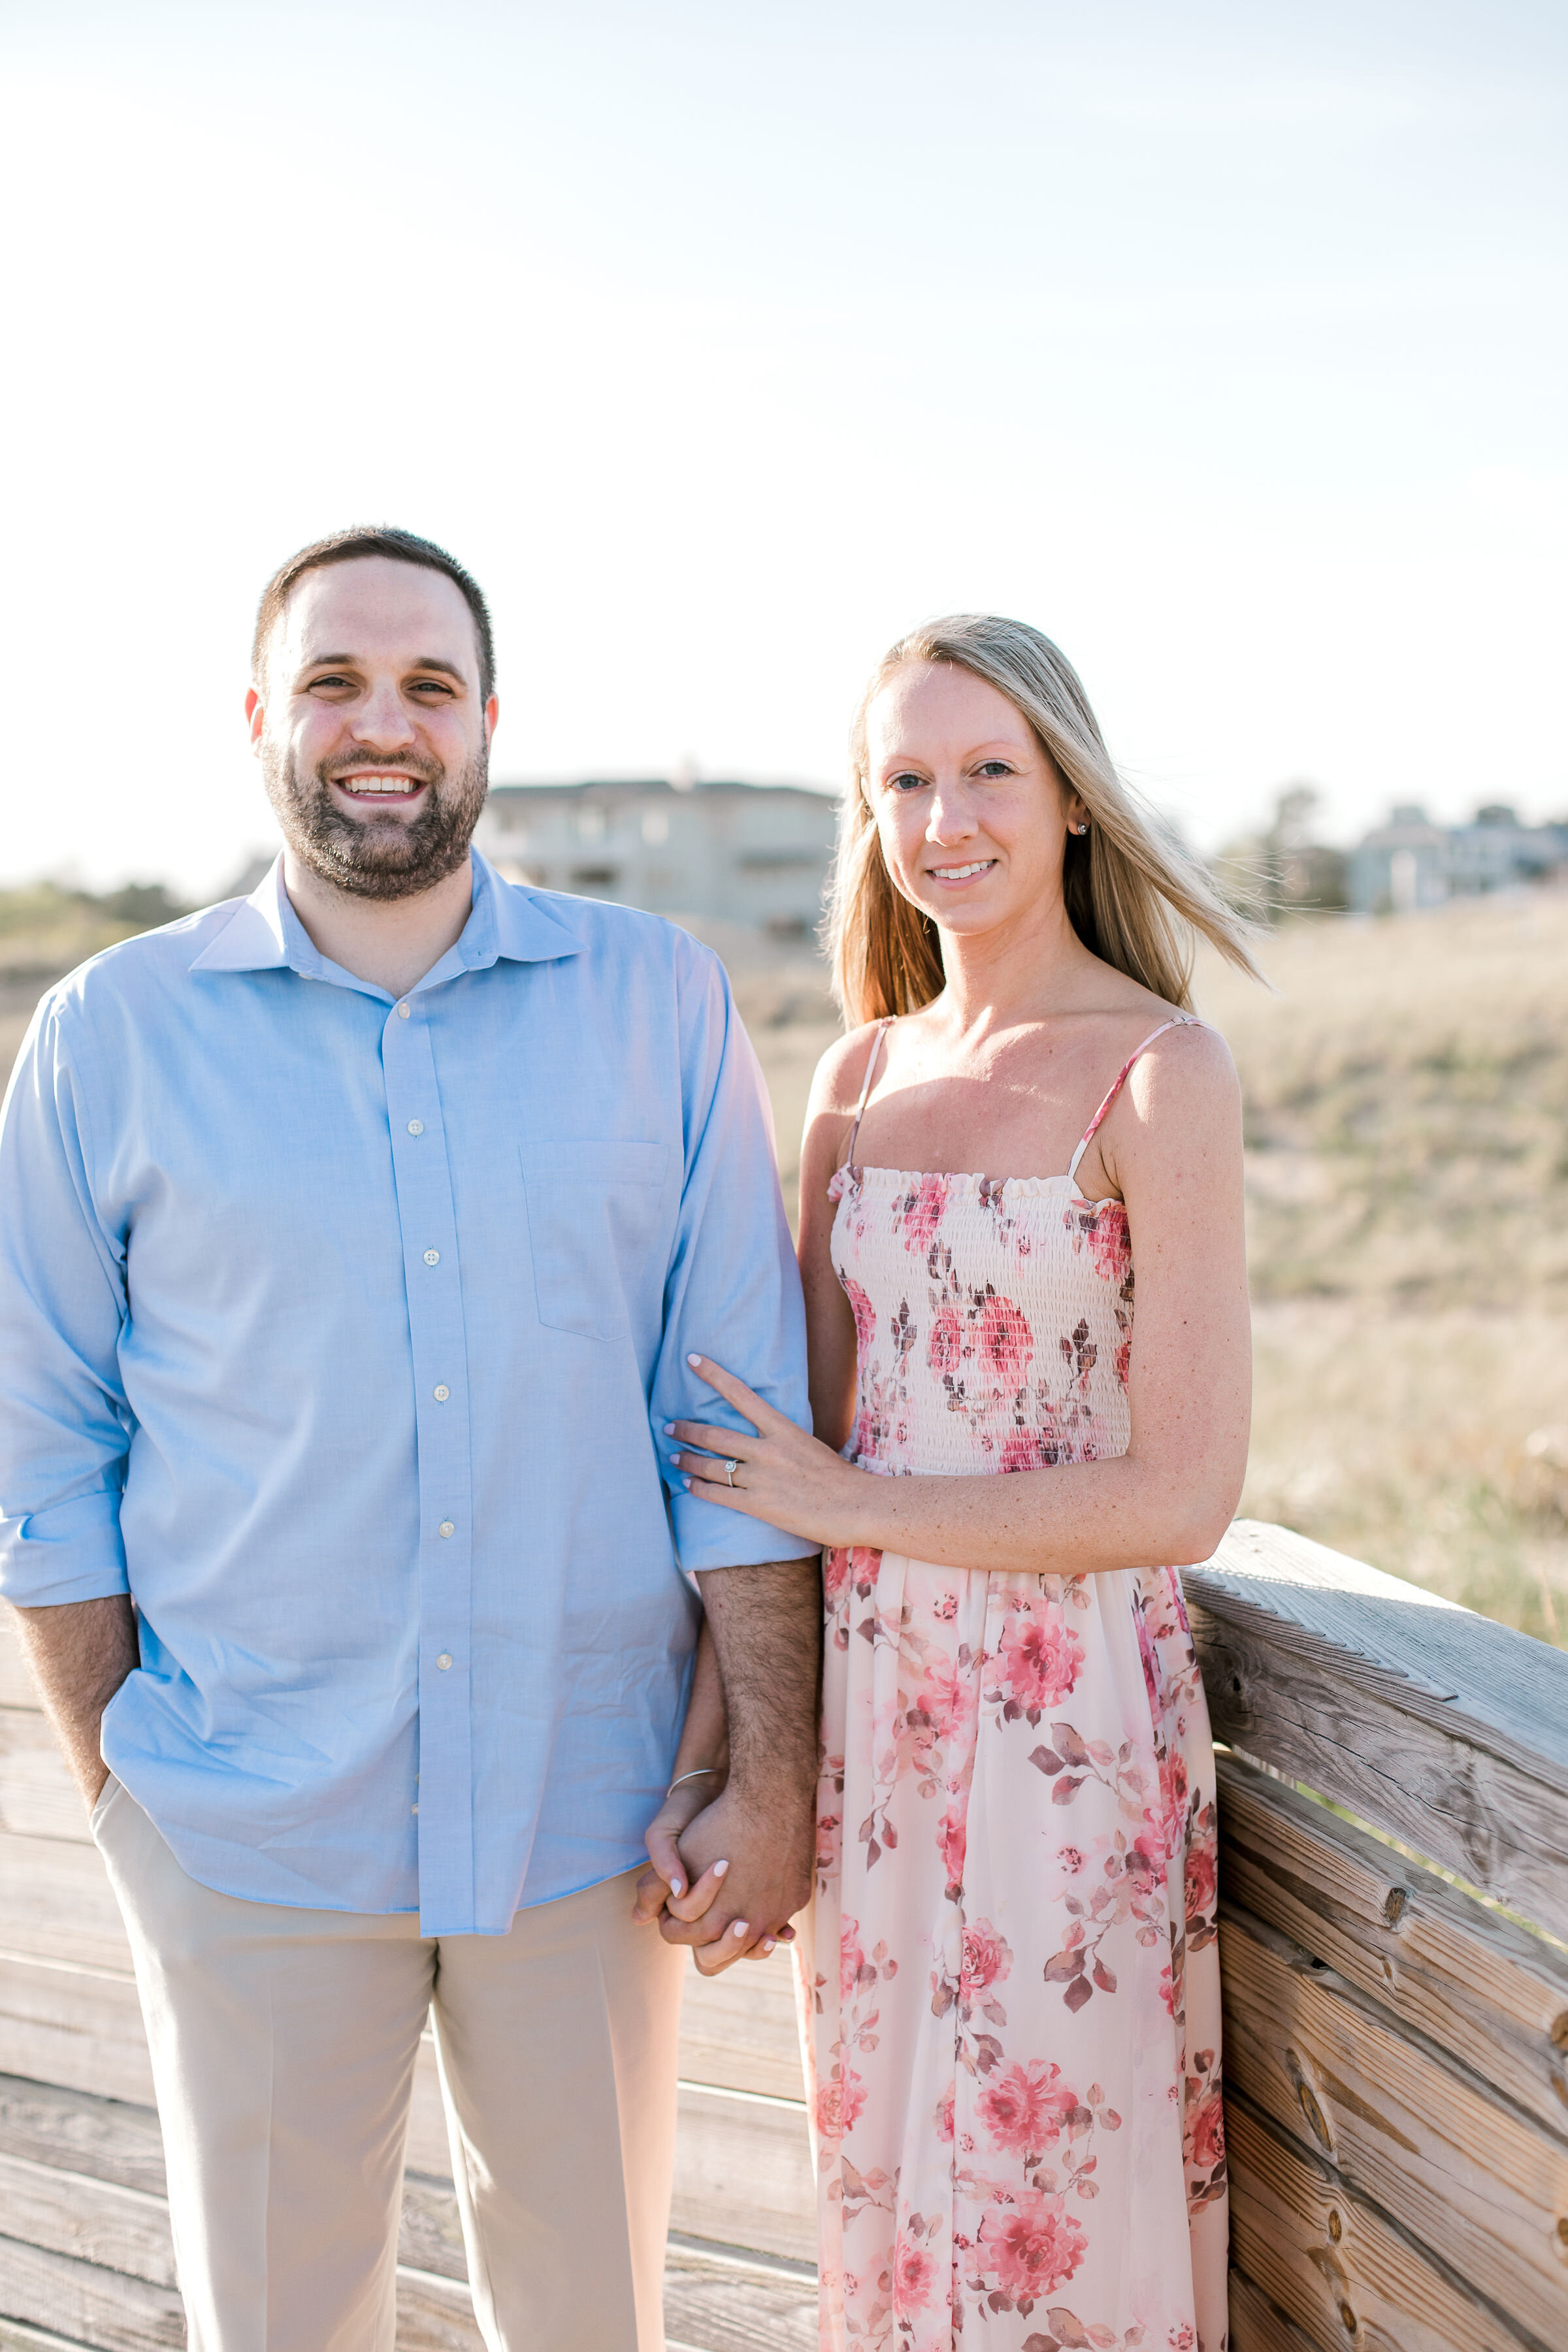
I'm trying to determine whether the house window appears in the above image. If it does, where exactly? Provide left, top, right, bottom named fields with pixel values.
left=570, top=866, right=619, bottom=892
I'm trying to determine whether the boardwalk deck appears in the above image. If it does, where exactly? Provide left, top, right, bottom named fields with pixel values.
left=3, top=1520, right=1565, bottom=2348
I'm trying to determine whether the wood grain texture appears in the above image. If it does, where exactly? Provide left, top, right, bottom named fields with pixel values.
left=1220, top=1905, right=1568, bottom=2345
left=0, top=2076, right=165, bottom=2199
left=670, top=2084, right=816, bottom=2264
left=1226, top=2262, right=1331, bottom=2352
left=0, top=2322, right=101, bottom=2351
left=392, top=2264, right=483, bottom=2352
left=664, top=2237, right=817, bottom=2351
left=0, top=1716, right=88, bottom=1846
left=1217, top=1753, right=1568, bottom=2138
left=0, top=2235, right=184, bottom=2350
left=1186, top=1522, right=1568, bottom=1942
left=0, top=2151, right=176, bottom=2290
left=1227, top=2092, right=1543, bottom=2352
left=0, top=1956, right=154, bottom=2108
left=0, top=1832, right=135, bottom=1973
left=679, top=1946, right=806, bottom=2102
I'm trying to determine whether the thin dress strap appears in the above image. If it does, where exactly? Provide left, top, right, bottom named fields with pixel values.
left=1066, top=1015, right=1203, bottom=1184
left=841, top=1018, right=894, bottom=1169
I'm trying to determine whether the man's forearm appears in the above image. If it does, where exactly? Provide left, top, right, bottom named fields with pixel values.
left=694, top=1559, right=821, bottom=1809
left=10, top=1596, right=139, bottom=1809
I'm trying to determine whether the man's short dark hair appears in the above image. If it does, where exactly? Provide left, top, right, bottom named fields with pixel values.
left=252, top=526, right=496, bottom=701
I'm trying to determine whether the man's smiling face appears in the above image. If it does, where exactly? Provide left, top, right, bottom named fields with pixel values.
left=248, top=555, right=498, bottom=901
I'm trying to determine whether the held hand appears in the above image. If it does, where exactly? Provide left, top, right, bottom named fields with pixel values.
left=667, top=1353, right=869, bottom=1548
left=633, top=1772, right=732, bottom=1927
left=657, top=1781, right=813, bottom=1975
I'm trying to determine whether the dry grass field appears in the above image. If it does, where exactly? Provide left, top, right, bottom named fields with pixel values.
left=5, top=888, right=1563, bottom=1647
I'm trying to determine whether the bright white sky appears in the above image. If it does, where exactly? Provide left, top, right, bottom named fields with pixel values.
left=2, top=0, right=1563, bottom=896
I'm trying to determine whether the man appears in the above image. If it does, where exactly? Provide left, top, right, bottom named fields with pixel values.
left=0, top=527, right=821, bottom=2351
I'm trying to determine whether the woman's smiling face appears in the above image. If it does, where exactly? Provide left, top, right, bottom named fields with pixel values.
left=863, top=659, right=1086, bottom=941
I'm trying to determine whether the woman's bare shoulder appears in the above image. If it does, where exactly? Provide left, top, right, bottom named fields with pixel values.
left=809, top=1019, right=886, bottom=1116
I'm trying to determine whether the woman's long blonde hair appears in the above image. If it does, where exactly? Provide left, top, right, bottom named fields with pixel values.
left=828, top=615, right=1264, bottom=1024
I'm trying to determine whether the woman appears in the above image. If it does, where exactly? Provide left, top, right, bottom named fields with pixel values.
left=649, top=615, right=1256, bottom=2352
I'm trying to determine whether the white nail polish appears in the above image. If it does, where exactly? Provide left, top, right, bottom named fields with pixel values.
left=732, top=1920, right=749, bottom=1937
left=670, top=1878, right=683, bottom=1897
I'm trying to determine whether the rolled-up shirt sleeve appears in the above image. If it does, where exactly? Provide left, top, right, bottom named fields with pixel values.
left=652, top=939, right=817, bottom=1573
left=0, top=996, right=133, bottom=1606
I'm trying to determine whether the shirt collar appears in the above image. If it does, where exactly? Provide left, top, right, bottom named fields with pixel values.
left=189, top=849, right=584, bottom=988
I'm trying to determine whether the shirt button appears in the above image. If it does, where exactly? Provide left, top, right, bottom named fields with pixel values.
left=423, top=1249, right=440, bottom=1266
left=407, top=1119, right=424, bottom=1137
left=397, top=1002, right=411, bottom=1019
left=435, top=1652, right=452, bottom=1671
left=438, top=1520, right=455, bottom=1538
left=433, top=1384, right=450, bottom=1402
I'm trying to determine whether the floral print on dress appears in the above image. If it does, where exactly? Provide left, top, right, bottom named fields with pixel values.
left=806, top=1160, right=1228, bottom=2352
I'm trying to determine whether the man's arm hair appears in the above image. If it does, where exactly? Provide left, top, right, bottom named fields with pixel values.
left=9, top=1597, right=139, bottom=1810
left=694, top=1559, right=821, bottom=1808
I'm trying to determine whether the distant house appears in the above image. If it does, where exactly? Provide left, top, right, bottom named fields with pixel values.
left=472, top=778, right=840, bottom=938
left=1348, top=802, right=1567, bottom=913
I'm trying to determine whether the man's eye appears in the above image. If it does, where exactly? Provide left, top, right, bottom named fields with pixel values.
left=309, top=674, right=355, bottom=692
left=409, top=680, right=454, bottom=697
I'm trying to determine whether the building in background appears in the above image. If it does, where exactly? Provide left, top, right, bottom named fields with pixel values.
left=472, top=777, right=840, bottom=938
left=1349, top=803, right=1567, bottom=913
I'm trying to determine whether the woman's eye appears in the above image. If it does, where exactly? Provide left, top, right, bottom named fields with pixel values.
left=975, top=761, right=1013, bottom=779
left=888, top=772, right=927, bottom=794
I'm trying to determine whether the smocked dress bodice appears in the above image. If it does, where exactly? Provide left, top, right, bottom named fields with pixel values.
left=826, top=1163, right=1135, bottom=1480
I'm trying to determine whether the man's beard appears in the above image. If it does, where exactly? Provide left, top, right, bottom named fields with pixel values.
left=262, top=738, right=489, bottom=902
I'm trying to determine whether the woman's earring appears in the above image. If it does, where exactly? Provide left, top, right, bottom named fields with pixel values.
left=1075, top=823, right=1089, bottom=836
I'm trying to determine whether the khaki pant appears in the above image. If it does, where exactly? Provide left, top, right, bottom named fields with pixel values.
left=93, top=1776, right=685, bottom=2352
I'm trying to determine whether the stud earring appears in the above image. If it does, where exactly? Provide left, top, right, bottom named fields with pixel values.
left=1075, top=823, right=1089, bottom=836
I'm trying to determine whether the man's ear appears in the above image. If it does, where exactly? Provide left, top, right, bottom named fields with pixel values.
left=483, top=693, right=499, bottom=746
left=245, top=686, right=265, bottom=755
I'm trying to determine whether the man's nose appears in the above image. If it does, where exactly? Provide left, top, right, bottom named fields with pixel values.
left=350, top=681, right=417, bottom=749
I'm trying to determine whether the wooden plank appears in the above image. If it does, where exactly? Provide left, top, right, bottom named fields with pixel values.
left=0, top=2150, right=176, bottom=2290
left=0, top=1833, right=133, bottom=1975
left=1226, top=2263, right=1330, bottom=2352
left=671, top=2084, right=815, bottom=2264
left=0, top=1716, right=89, bottom=1846
left=1220, top=1904, right=1568, bottom=2346
left=1186, top=1522, right=1568, bottom=1942
left=664, top=2236, right=817, bottom=2352
left=1227, top=2092, right=1541, bottom=2352
left=0, top=1957, right=154, bottom=2109
left=0, top=2236, right=184, bottom=2351
left=1217, top=1752, right=1568, bottom=2139
left=0, top=2077, right=165, bottom=2200
left=679, top=1946, right=806, bottom=2102
left=0, top=2323, right=101, bottom=2351
left=393, top=2264, right=482, bottom=2352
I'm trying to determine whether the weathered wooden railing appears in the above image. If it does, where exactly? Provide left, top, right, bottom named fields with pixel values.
left=2, top=1521, right=1565, bottom=2350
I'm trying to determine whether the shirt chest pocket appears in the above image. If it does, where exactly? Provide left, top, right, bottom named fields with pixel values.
left=519, top=1139, right=671, bottom=1341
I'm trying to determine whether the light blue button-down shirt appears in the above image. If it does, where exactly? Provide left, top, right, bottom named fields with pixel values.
left=0, top=853, right=813, bottom=1933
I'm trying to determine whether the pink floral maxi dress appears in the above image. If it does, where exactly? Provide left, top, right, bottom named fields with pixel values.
left=804, top=1020, right=1229, bottom=2352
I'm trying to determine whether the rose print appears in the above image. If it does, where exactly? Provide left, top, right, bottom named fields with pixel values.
left=841, top=1274, right=877, bottom=1359
left=927, top=1303, right=962, bottom=1375
left=815, top=2068, right=867, bottom=2143
left=892, top=2232, right=936, bottom=2316
left=995, top=1611, right=1086, bottom=1712
left=976, top=1292, right=1034, bottom=1390
left=977, top=2189, right=1088, bottom=2298
left=976, top=2059, right=1077, bottom=2155
left=898, top=1173, right=950, bottom=1254
left=821, top=1156, right=1225, bottom=2343
left=960, top=1920, right=1012, bottom=1997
